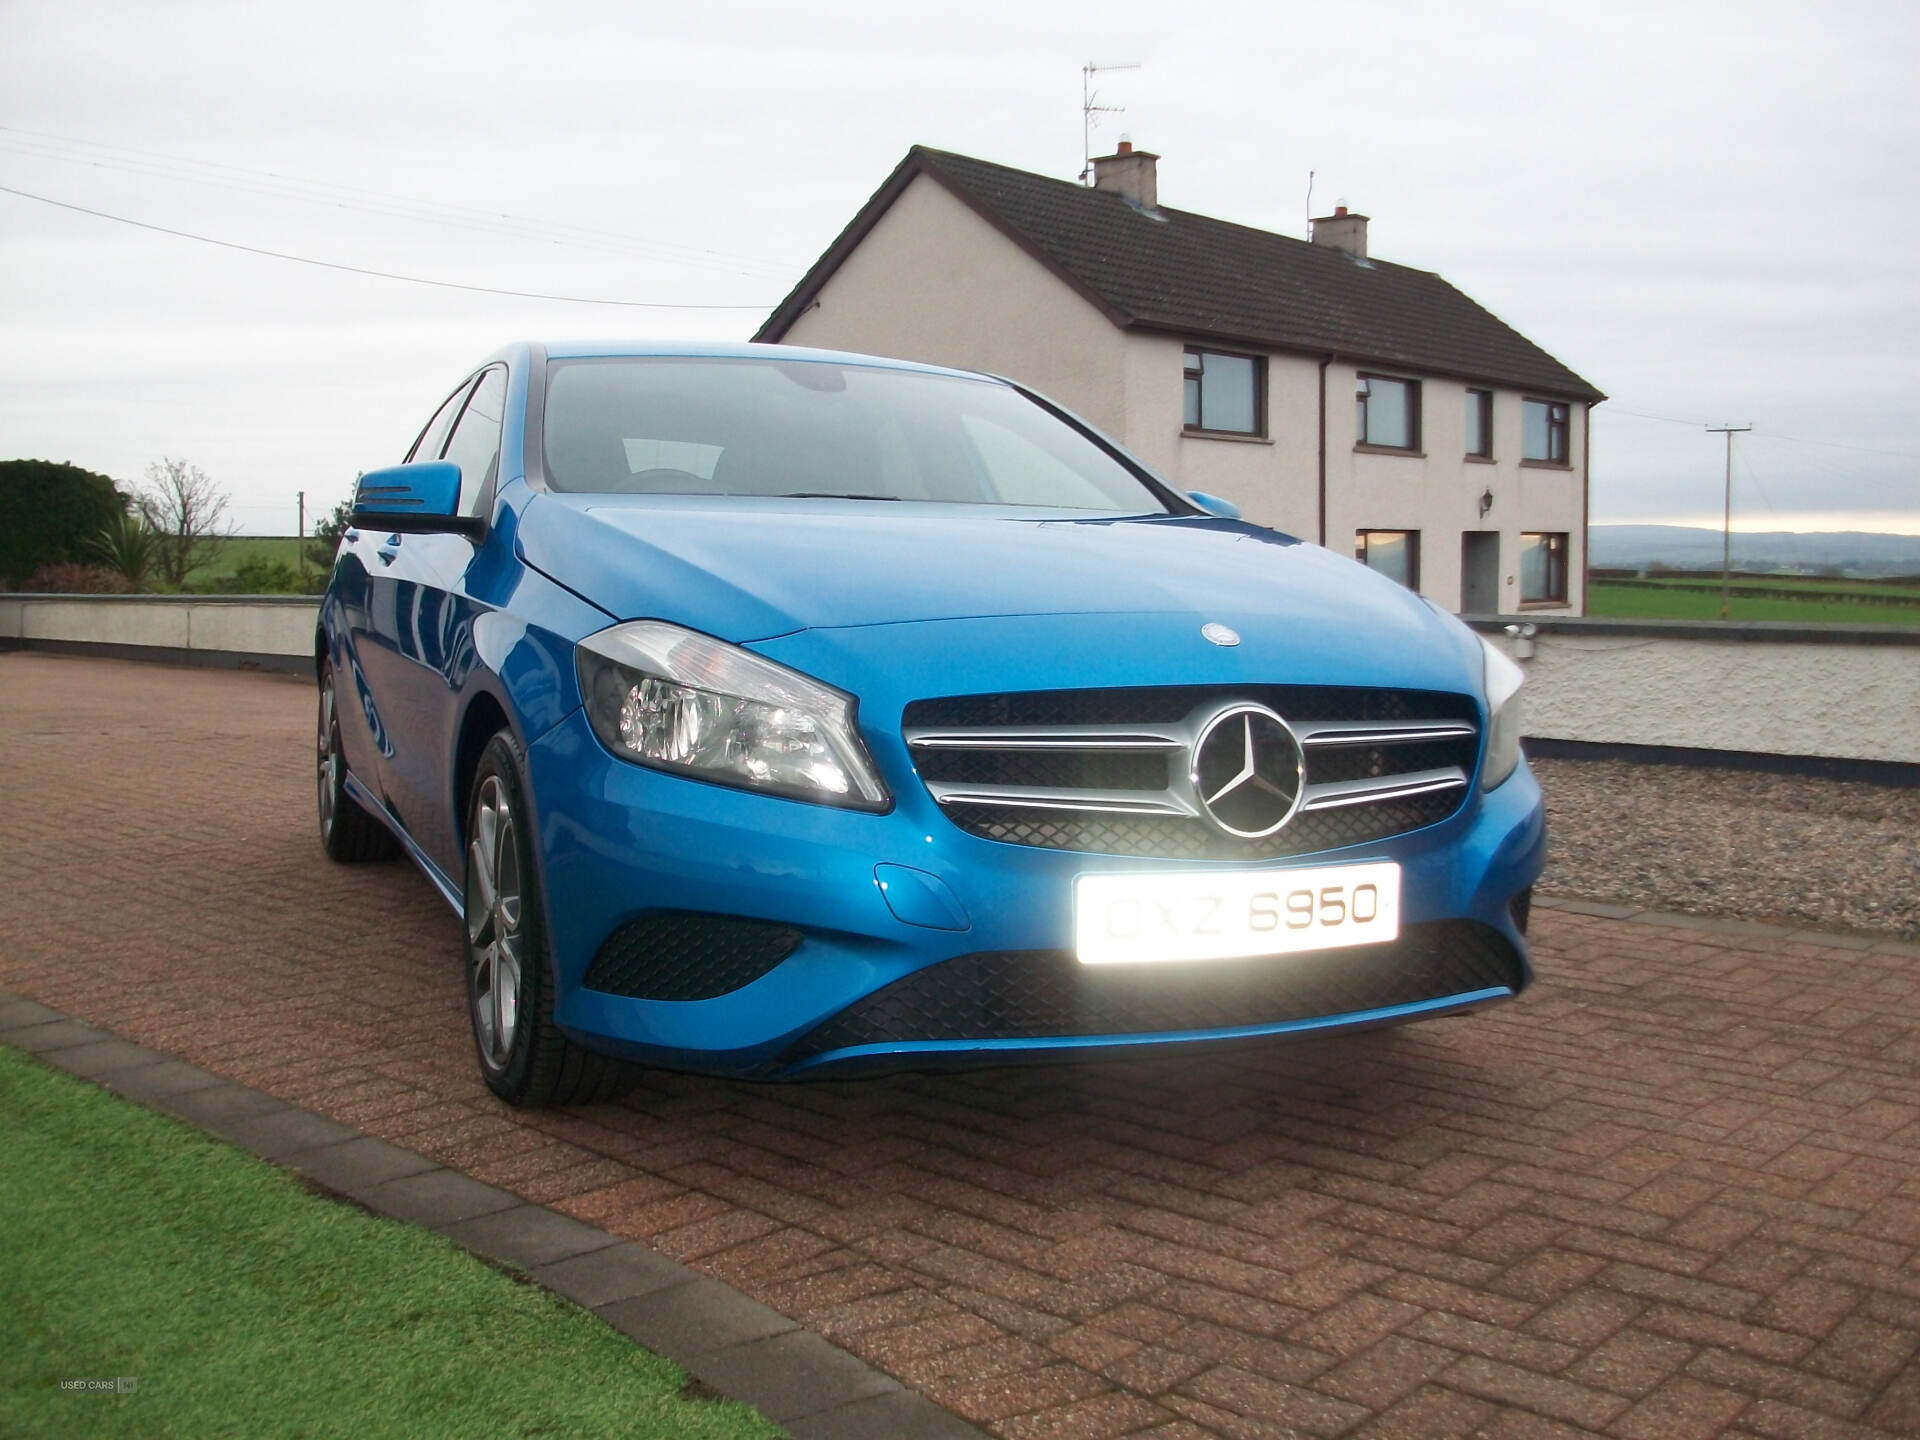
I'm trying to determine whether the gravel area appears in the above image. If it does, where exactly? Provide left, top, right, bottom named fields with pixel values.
left=1532, top=755, right=1920, bottom=939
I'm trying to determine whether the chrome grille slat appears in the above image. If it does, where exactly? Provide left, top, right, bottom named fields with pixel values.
left=928, top=784, right=1198, bottom=816
left=906, top=724, right=1185, bottom=752
left=904, top=686, right=1480, bottom=860
left=1301, top=767, right=1469, bottom=811
left=1295, top=720, right=1478, bottom=747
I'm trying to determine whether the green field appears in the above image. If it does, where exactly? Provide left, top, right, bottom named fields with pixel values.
left=1588, top=578, right=1920, bottom=625
left=0, top=1046, right=777, bottom=1440
left=1594, top=571, right=1920, bottom=599
left=185, top=535, right=309, bottom=584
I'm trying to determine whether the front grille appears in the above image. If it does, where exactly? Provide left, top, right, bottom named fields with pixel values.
left=904, top=685, right=1480, bottom=860
left=582, top=913, right=802, bottom=1000
left=780, top=920, right=1524, bottom=1062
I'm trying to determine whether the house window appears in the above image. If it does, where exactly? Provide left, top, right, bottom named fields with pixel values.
left=1356, top=375, right=1419, bottom=451
left=1523, top=399, right=1570, bottom=464
left=1519, top=532, right=1569, bottom=603
left=1355, top=530, right=1420, bottom=589
left=1465, top=389, right=1493, bottom=458
left=1182, top=348, right=1261, bottom=435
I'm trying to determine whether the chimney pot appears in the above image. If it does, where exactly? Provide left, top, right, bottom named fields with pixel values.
left=1091, top=142, right=1159, bottom=209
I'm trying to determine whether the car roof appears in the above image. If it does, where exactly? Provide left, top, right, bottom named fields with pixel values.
left=532, top=339, right=996, bottom=384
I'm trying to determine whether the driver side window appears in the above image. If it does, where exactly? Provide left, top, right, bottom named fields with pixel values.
left=406, top=377, right=478, bottom=464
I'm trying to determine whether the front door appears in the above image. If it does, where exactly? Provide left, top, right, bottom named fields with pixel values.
left=352, top=374, right=479, bottom=828
left=366, top=365, right=508, bottom=877
left=1461, top=531, right=1500, bottom=614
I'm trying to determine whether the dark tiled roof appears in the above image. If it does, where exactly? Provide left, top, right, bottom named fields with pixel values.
left=758, top=147, right=1604, bottom=403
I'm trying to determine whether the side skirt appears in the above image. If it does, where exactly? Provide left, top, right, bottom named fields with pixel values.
left=343, top=770, right=465, bottom=920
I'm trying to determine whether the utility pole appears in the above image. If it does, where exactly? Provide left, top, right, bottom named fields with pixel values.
left=1706, top=424, right=1751, bottom=619
left=297, top=490, right=306, bottom=579
left=1080, top=62, right=1139, bottom=183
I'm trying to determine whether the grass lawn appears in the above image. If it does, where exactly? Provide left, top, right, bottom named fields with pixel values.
left=1587, top=579, right=1920, bottom=626
left=1596, top=573, right=1920, bottom=599
left=0, top=1046, right=780, bottom=1440
left=184, top=535, right=308, bottom=584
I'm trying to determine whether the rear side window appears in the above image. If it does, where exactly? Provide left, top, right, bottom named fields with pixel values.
left=442, top=366, right=508, bottom=514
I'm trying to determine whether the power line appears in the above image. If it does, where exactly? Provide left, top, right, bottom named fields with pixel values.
left=0, top=135, right=788, bottom=276
left=0, top=183, right=772, bottom=310
left=1749, top=431, right=1920, bottom=462
left=0, top=124, right=799, bottom=278
left=1605, top=406, right=1919, bottom=462
left=1606, top=407, right=1709, bottom=428
left=1732, top=439, right=1779, bottom=516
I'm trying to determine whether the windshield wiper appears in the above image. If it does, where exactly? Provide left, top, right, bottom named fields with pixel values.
left=779, top=492, right=904, bottom=501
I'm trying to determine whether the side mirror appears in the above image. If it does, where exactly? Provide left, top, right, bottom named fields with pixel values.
left=352, top=461, right=485, bottom=539
left=1186, top=490, right=1242, bottom=520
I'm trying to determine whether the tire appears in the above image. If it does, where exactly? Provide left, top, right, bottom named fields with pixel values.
left=317, top=661, right=400, bottom=863
left=464, top=729, right=631, bottom=1107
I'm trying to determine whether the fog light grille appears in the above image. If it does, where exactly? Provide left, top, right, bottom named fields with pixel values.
left=583, top=913, right=802, bottom=1001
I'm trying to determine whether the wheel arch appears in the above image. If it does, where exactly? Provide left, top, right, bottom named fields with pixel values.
left=453, top=687, right=516, bottom=849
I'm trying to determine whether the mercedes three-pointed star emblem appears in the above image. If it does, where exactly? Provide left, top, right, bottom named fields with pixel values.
left=1189, top=704, right=1306, bottom=839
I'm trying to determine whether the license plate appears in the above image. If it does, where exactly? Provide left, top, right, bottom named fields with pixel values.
left=1075, top=862, right=1400, bottom=965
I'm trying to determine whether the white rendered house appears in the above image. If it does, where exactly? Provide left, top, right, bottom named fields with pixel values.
left=757, top=144, right=1603, bottom=615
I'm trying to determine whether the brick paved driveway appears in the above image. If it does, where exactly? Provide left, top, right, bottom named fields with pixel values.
left=5, top=651, right=1919, bottom=1439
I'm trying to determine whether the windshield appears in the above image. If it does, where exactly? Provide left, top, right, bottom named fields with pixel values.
left=542, top=357, right=1170, bottom=512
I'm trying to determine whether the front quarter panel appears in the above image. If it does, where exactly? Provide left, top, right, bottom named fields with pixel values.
left=467, top=484, right=610, bottom=742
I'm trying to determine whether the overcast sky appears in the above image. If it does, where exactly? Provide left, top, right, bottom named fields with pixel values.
left=2, top=0, right=1914, bottom=535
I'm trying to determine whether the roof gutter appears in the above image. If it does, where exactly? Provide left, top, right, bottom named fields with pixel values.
left=1317, top=354, right=1333, bottom=546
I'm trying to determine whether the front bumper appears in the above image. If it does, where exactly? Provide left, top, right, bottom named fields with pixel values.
left=527, top=705, right=1546, bottom=1077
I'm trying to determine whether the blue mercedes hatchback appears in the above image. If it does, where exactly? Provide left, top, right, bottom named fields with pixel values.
left=317, top=341, right=1543, bottom=1105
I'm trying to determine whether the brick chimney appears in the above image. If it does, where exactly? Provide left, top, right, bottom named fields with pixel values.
left=1091, top=139, right=1158, bottom=209
left=1310, top=204, right=1369, bottom=258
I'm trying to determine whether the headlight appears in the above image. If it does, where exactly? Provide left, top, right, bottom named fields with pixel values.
left=575, top=621, right=890, bottom=811
left=1479, top=634, right=1525, bottom=791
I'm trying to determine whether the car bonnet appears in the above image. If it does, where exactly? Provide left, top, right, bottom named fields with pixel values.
left=519, top=493, right=1461, bottom=651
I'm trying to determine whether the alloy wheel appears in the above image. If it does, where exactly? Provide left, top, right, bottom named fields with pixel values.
left=317, top=678, right=339, bottom=840
left=467, top=775, right=524, bottom=1068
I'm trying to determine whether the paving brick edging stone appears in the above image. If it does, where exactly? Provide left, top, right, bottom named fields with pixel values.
left=1532, top=891, right=1920, bottom=954
left=0, top=992, right=984, bottom=1440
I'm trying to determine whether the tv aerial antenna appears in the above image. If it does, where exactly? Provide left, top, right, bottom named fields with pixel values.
left=1081, top=62, right=1140, bottom=184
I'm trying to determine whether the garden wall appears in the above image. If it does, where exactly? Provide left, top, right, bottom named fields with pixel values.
left=0, top=594, right=317, bottom=675
left=1471, top=616, right=1920, bottom=774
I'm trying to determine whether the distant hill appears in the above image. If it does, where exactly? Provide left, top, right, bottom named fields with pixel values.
left=1590, top=525, right=1920, bottom=577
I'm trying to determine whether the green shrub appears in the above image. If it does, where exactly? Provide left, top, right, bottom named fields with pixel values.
left=306, top=498, right=353, bottom=571
left=88, top=512, right=161, bottom=590
left=0, top=460, right=128, bottom=587
left=203, top=555, right=305, bottom=595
